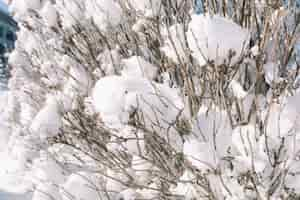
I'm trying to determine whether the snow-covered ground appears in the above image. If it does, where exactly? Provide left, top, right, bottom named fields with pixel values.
left=0, top=2, right=24, bottom=197
left=0, top=190, right=31, bottom=200
left=0, top=90, right=31, bottom=199
left=0, top=2, right=32, bottom=199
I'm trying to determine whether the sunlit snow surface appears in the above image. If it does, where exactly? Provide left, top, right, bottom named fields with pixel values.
left=0, top=190, right=31, bottom=200
left=0, top=2, right=29, bottom=197
left=0, top=91, right=31, bottom=199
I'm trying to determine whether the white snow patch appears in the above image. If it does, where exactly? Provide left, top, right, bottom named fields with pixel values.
left=187, top=14, right=249, bottom=66
left=121, top=56, right=158, bottom=80
left=30, top=96, right=62, bottom=141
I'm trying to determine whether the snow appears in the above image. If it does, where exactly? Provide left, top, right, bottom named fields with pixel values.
left=116, top=189, right=142, bottom=200
left=56, top=0, right=84, bottom=28
left=92, top=76, right=183, bottom=131
left=184, top=138, right=218, bottom=170
left=10, top=0, right=41, bottom=17
left=23, top=0, right=41, bottom=10
left=0, top=91, right=10, bottom=151
left=285, top=161, right=300, bottom=191
left=64, top=63, right=92, bottom=96
left=121, top=56, right=158, bottom=79
left=231, top=125, right=259, bottom=158
left=229, top=79, right=248, bottom=99
left=85, top=0, right=123, bottom=30
left=30, top=154, right=66, bottom=184
left=18, top=31, right=40, bottom=55
left=0, top=150, right=33, bottom=197
left=137, top=182, right=159, bottom=199
left=105, top=169, right=128, bottom=195
left=129, top=0, right=162, bottom=17
left=120, top=126, right=146, bottom=155
left=1, top=0, right=300, bottom=199
left=265, top=101, right=299, bottom=138
left=93, top=75, right=184, bottom=150
left=0, top=190, right=32, bottom=200
left=263, top=62, right=282, bottom=84
left=61, top=172, right=104, bottom=200
left=32, top=183, right=61, bottom=200
left=251, top=45, right=259, bottom=56
left=187, top=14, right=250, bottom=66
left=40, top=2, right=58, bottom=27
left=170, top=171, right=198, bottom=199
left=131, top=156, right=153, bottom=184
left=8, top=51, right=29, bottom=67
left=92, top=75, right=130, bottom=127
left=162, top=23, right=187, bottom=63
left=0, top=123, right=10, bottom=151
left=30, top=96, right=62, bottom=141
left=97, top=49, right=121, bottom=75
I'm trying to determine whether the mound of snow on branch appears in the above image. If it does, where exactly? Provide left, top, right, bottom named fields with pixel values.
left=187, top=14, right=250, bottom=66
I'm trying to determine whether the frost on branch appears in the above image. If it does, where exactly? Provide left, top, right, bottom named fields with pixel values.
left=1, top=0, right=300, bottom=199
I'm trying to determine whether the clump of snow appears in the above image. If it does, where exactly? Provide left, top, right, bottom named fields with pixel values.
left=92, top=75, right=130, bottom=127
left=32, top=183, right=61, bottom=200
left=0, top=123, right=10, bottom=151
left=132, top=19, right=148, bottom=33
left=93, top=75, right=184, bottom=150
left=229, top=79, right=248, bottom=99
left=40, top=61, right=65, bottom=88
left=187, top=14, right=250, bottom=66
left=0, top=91, right=10, bottom=151
left=232, top=124, right=258, bottom=157
left=56, top=0, right=84, bottom=28
left=30, top=96, right=62, bottom=141
left=286, top=161, right=300, bottom=191
left=161, top=23, right=187, bottom=63
left=8, top=51, right=30, bottom=67
left=40, top=2, right=58, bottom=27
left=85, top=0, right=123, bottom=30
left=61, top=172, right=103, bottom=200
left=231, top=124, right=270, bottom=173
left=97, top=49, right=121, bottom=76
left=183, top=107, right=232, bottom=170
left=121, top=56, right=158, bottom=79
left=0, top=151, right=33, bottom=194
left=30, top=153, right=66, bottom=185
left=105, top=169, right=129, bottom=195
left=116, top=189, right=142, bottom=200
left=10, top=0, right=41, bottom=17
left=184, top=107, right=232, bottom=170
left=119, top=126, right=146, bottom=155
left=137, top=182, right=160, bottom=199
left=92, top=76, right=183, bottom=130
left=184, top=138, right=217, bottom=170
left=131, top=156, right=154, bottom=184
left=170, top=170, right=198, bottom=199
left=64, top=64, right=92, bottom=96
left=263, top=62, right=282, bottom=84
left=251, top=45, right=259, bottom=56
left=16, top=30, right=41, bottom=55
left=129, top=0, right=162, bottom=17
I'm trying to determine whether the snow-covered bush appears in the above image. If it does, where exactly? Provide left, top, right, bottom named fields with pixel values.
left=1, top=0, right=300, bottom=199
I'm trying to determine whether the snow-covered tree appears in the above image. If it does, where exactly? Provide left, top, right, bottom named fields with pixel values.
left=0, top=0, right=300, bottom=199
